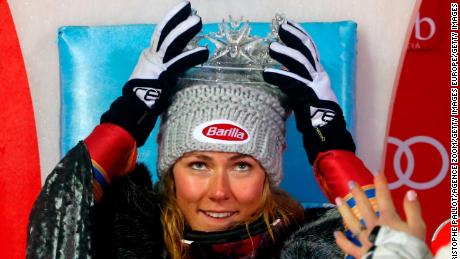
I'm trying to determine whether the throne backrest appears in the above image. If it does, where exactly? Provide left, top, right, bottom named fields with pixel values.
left=58, top=21, right=357, bottom=205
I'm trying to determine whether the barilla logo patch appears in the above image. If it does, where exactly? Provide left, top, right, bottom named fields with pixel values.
left=193, top=120, right=250, bottom=144
left=204, top=124, right=248, bottom=140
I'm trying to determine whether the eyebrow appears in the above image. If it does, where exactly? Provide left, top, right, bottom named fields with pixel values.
left=190, top=154, right=213, bottom=161
left=228, top=154, right=251, bottom=161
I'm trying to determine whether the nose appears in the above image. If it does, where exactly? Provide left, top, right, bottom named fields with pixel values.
left=208, top=169, right=231, bottom=202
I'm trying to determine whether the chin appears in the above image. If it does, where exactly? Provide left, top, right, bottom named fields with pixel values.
left=194, top=221, right=237, bottom=232
left=191, top=216, right=243, bottom=232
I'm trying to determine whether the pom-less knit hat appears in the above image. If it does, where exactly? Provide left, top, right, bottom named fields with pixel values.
left=156, top=80, right=290, bottom=185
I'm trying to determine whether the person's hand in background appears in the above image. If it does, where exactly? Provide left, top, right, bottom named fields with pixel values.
left=334, top=173, right=432, bottom=259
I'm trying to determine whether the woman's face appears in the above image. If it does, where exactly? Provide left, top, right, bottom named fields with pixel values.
left=173, top=151, right=266, bottom=232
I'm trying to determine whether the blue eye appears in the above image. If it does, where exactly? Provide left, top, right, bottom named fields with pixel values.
left=235, top=162, right=251, bottom=171
left=190, top=162, right=207, bottom=170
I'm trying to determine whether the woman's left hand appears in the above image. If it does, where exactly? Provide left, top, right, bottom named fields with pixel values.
left=334, top=173, right=430, bottom=258
left=262, top=19, right=355, bottom=164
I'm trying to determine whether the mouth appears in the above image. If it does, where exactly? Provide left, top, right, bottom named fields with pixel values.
left=201, top=210, right=238, bottom=219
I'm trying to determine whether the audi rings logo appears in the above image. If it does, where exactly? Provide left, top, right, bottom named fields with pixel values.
left=387, top=136, right=448, bottom=190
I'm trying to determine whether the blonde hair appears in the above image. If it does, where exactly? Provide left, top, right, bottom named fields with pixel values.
left=158, top=169, right=304, bottom=259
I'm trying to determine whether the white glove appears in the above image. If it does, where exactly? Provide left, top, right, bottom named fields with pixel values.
left=129, top=0, right=208, bottom=108
left=263, top=20, right=338, bottom=127
left=101, top=1, right=208, bottom=146
left=263, top=20, right=355, bottom=163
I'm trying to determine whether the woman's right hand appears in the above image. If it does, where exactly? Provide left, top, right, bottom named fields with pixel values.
left=86, top=1, right=209, bottom=198
left=128, top=0, right=209, bottom=109
left=101, top=0, right=209, bottom=147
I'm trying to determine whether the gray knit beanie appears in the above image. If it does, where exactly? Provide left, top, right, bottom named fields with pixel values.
left=156, top=79, right=289, bottom=185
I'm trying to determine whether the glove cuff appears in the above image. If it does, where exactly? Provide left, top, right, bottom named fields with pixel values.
left=101, top=80, right=159, bottom=146
left=302, top=114, right=356, bottom=164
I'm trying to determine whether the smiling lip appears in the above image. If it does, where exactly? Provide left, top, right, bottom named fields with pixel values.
left=201, top=210, right=238, bottom=219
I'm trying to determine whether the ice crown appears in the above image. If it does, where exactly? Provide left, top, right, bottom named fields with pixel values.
left=178, top=14, right=288, bottom=102
left=191, top=14, right=285, bottom=69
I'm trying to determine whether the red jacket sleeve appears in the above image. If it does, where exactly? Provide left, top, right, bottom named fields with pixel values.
left=314, top=150, right=375, bottom=203
left=84, top=123, right=138, bottom=200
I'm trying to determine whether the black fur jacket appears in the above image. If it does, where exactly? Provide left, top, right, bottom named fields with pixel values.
left=27, top=142, right=345, bottom=259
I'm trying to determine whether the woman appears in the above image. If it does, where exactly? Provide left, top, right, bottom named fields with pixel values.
left=27, top=1, right=376, bottom=258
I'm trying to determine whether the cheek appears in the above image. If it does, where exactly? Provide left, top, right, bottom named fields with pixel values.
left=174, top=172, right=205, bottom=204
left=233, top=175, right=266, bottom=207
left=174, top=174, right=201, bottom=226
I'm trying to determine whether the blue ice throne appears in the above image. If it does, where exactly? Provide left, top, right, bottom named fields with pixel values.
left=58, top=16, right=357, bottom=206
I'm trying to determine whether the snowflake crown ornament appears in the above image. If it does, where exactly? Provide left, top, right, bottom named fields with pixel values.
left=200, top=14, right=284, bottom=68
left=178, top=14, right=287, bottom=87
